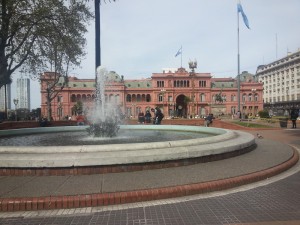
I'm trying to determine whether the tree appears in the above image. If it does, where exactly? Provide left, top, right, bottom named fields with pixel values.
left=71, top=101, right=83, bottom=116
left=184, top=96, right=191, bottom=104
left=0, top=0, right=93, bottom=88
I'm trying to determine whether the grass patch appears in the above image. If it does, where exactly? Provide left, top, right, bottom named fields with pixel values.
left=232, top=121, right=274, bottom=128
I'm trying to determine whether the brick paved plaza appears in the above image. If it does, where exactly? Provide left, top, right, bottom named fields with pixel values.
left=0, top=125, right=299, bottom=224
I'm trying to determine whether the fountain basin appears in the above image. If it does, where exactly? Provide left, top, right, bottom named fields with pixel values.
left=0, top=125, right=255, bottom=171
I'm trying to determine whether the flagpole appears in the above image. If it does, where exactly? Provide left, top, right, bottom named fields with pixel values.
left=180, top=46, right=183, bottom=68
left=237, top=4, right=241, bottom=113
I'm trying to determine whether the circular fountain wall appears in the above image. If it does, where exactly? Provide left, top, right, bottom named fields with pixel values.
left=0, top=125, right=255, bottom=175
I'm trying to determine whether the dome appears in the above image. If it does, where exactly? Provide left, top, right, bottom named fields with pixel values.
left=238, top=71, right=257, bottom=82
left=105, top=71, right=122, bottom=82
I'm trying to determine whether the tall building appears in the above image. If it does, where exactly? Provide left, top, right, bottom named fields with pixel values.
left=16, top=78, right=30, bottom=109
left=256, top=49, right=300, bottom=115
left=40, top=67, right=263, bottom=121
left=0, top=84, right=11, bottom=111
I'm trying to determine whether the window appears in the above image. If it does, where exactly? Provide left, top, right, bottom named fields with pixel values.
left=126, top=94, right=132, bottom=102
left=248, top=94, right=252, bottom=102
left=71, top=94, right=76, bottom=102
left=57, top=96, right=63, bottom=102
left=200, top=93, right=205, bottom=102
left=231, top=95, right=236, bottom=101
left=158, top=94, right=163, bottom=102
left=146, top=94, right=151, bottom=102
left=199, top=80, right=206, bottom=87
left=242, top=94, right=246, bottom=102
left=157, top=81, right=164, bottom=87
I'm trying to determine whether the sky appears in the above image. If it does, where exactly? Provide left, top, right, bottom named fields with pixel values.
left=10, top=0, right=300, bottom=109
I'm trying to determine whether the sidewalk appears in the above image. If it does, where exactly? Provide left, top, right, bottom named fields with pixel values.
left=0, top=128, right=299, bottom=212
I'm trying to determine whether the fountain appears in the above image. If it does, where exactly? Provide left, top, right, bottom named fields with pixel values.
left=0, top=124, right=256, bottom=175
left=86, top=67, right=120, bottom=137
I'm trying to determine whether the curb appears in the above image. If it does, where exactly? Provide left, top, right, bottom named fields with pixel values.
left=0, top=148, right=298, bottom=212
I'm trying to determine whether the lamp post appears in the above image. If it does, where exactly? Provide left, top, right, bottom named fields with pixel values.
left=13, top=98, right=19, bottom=121
left=131, top=103, right=136, bottom=118
left=251, top=88, right=256, bottom=117
left=58, top=103, right=63, bottom=120
left=189, top=60, right=197, bottom=118
left=94, top=0, right=116, bottom=103
left=241, top=100, right=245, bottom=120
left=270, top=102, right=274, bottom=117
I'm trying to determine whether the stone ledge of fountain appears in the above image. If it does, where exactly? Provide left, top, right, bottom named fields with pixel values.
left=0, top=125, right=255, bottom=169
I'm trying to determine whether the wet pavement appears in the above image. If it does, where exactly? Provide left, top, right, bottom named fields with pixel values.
left=0, top=128, right=300, bottom=224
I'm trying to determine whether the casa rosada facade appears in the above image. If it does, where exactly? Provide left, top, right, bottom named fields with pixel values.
left=40, top=68, right=264, bottom=121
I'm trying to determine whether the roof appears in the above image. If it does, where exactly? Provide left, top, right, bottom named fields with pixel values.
left=124, top=79, right=152, bottom=88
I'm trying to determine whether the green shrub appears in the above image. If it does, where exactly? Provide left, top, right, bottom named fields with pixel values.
left=258, top=110, right=269, bottom=118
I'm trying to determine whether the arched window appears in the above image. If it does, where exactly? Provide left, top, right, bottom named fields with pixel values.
left=180, top=80, right=183, bottom=87
left=146, top=94, right=151, bottom=102
left=126, top=94, right=131, bottom=102
left=71, top=94, right=76, bottom=102
left=141, top=94, right=146, bottom=102
left=87, top=94, right=92, bottom=102
left=76, top=94, right=81, bottom=101
left=137, top=94, right=141, bottom=102
left=231, top=95, right=236, bottom=101
left=254, top=94, right=258, bottom=102
left=248, top=93, right=252, bottom=102
left=82, top=94, right=87, bottom=102
left=136, top=107, right=142, bottom=114
left=115, top=95, right=120, bottom=104
left=242, top=94, right=247, bottom=102
left=158, top=94, right=163, bottom=102
left=132, top=94, right=137, bottom=102
left=200, top=93, right=205, bottom=102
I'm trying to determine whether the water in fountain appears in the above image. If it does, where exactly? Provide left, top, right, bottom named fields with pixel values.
left=86, top=66, right=121, bottom=137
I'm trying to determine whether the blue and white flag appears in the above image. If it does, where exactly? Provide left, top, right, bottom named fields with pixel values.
left=237, top=1, right=250, bottom=29
left=175, top=47, right=182, bottom=57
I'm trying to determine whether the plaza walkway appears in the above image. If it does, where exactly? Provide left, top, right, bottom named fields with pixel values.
left=0, top=124, right=300, bottom=224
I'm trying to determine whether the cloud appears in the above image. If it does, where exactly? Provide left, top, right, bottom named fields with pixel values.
left=14, top=0, right=300, bottom=108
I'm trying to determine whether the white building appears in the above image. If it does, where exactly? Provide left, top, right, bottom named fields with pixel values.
left=16, top=78, right=31, bottom=109
left=256, top=50, right=300, bottom=103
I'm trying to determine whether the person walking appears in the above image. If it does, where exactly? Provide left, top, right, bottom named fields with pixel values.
left=204, top=114, right=213, bottom=127
left=145, top=110, right=152, bottom=123
left=291, top=110, right=298, bottom=128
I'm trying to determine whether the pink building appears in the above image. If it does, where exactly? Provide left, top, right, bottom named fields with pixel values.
left=40, top=68, right=263, bottom=120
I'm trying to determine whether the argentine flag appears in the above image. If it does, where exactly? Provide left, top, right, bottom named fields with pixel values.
left=237, top=1, right=250, bottom=29
left=175, top=47, right=182, bottom=57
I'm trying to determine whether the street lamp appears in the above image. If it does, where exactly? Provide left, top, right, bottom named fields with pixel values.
left=94, top=0, right=116, bottom=69
left=241, top=100, right=245, bottom=120
left=13, top=98, right=19, bottom=121
left=94, top=0, right=116, bottom=104
left=251, top=88, right=256, bottom=117
left=270, top=102, right=274, bottom=117
left=131, top=103, right=136, bottom=118
left=58, top=102, right=63, bottom=120
left=189, top=60, right=197, bottom=118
